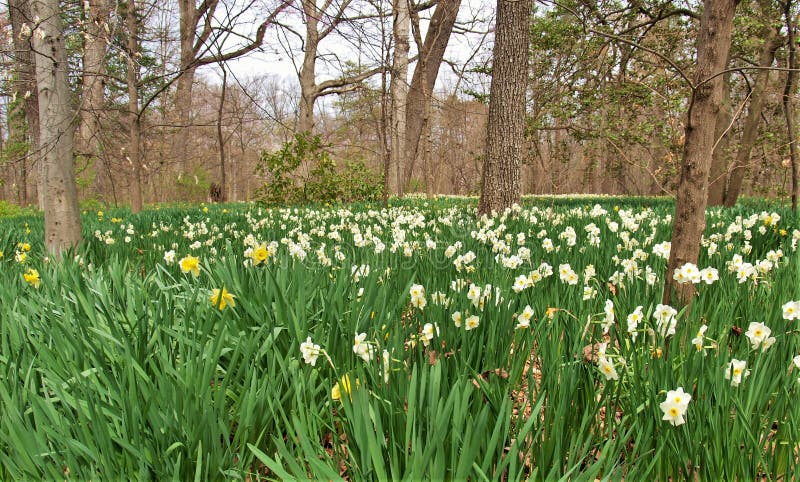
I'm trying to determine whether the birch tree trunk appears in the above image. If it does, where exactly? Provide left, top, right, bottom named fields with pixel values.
left=31, top=0, right=82, bottom=254
left=477, top=0, right=531, bottom=215
left=664, top=0, right=737, bottom=307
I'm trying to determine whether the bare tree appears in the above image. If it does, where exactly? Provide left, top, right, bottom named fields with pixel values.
left=174, top=0, right=291, bottom=173
left=403, top=0, right=461, bottom=192
left=31, top=0, right=82, bottom=253
left=478, top=0, right=530, bottom=215
left=293, top=0, right=385, bottom=134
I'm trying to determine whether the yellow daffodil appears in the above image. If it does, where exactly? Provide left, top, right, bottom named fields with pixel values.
left=17, top=242, right=31, bottom=252
left=23, top=268, right=40, bottom=288
left=331, top=374, right=358, bottom=401
left=210, top=287, right=235, bottom=310
left=179, top=255, right=200, bottom=277
left=250, top=243, right=269, bottom=266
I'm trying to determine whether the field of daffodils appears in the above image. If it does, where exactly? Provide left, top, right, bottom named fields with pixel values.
left=0, top=197, right=798, bottom=480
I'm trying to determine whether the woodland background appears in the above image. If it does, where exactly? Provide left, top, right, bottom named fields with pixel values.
left=1, top=0, right=797, bottom=210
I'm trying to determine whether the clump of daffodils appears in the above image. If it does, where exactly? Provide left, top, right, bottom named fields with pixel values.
left=659, top=387, right=691, bottom=426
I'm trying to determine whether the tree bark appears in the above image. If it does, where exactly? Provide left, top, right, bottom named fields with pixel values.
left=724, top=29, right=782, bottom=206
left=390, top=0, right=410, bottom=195
left=217, top=65, right=228, bottom=202
left=706, top=70, right=732, bottom=206
left=127, top=0, right=143, bottom=213
left=298, top=0, right=321, bottom=135
left=477, top=0, right=530, bottom=215
left=31, top=0, right=82, bottom=254
left=402, top=0, right=461, bottom=191
left=664, top=0, right=737, bottom=307
left=175, top=0, right=202, bottom=174
left=9, top=0, right=40, bottom=207
left=79, top=0, right=109, bottom=175
left=783, top=0, right=799, bottom=212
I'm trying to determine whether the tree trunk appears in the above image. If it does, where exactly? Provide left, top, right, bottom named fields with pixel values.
left=783, top=0, right=799, bottom=212
left=79, top=0, right=109, bottom=179
left=297, top=0, right=320, bottom=135
left=31, top=0, right=82, bottom=254
left=9, top=0, right=40, bottom=207
left=175, top=0, right=198, bottom=174
left=217, top=66, right=228, bottom=202
left=477, top=0, right=530, bottom=215
left=402, top=0, right=461, bottom=191
left=389, top=0, right=410, bottom=195
left=706, top=70, right=732, bottom=206
left=127, top=0, right=143, bottom=213
left=724, top=28, right=782, bottom=206
left=664, top=0, right=737, bottom=307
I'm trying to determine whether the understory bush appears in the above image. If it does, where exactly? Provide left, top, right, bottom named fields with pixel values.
left=255, top=132, right=383, bottom=205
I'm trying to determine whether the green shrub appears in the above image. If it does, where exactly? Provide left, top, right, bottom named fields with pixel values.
left=0, top=200, right=35, bottom=218
left=255, top=132, right=383, bottom=205
left=176, top=167, right=212, bottom=202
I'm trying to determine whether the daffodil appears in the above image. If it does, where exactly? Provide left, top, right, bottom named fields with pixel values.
left=332, top=374, right=359, bottom=401
left=300, top=336, right=321, bottom=366
left=783, top=300, right=800, bottom=321
left=597, top=356, right=618, bottom=381
left=23, top=268, right=40, bottom=288
left=179, top=255, right=200, bottom=277
left=744, top=322, right=775, bottom=351
left=210, top=287, right=235, bottom=310
left=725, top=359, right=749, bottom=387
left=659, top=387, right=691, bottom=426
left=691, top=324, right=708, bottom=352
left=465, top=315, right=480, bottom=331
left=250, top=243, right=269, bottom=266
